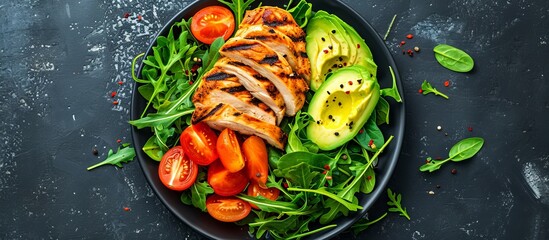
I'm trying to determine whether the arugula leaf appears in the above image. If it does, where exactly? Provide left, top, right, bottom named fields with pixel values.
left=87, top=145, right=136, bottom=170
left=387, top=188, right=410, bottom=220
left=350, top=212, right=387, bottom=236
left=288, top=187, right=363, bottom=211
left=421, top=80, right=448, bottom=99
left=142, top=136, right=164, bottom=161
left=190, top=180, right=214, bottom=212
left=129, top=109, right=193, bottom=129
left=237, top=194, right=298, bottom=213
left=218, top=0, right=256, bottom=30
left=319, top=198, right=350, bottom=224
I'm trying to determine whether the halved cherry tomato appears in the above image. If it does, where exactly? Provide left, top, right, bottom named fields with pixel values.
left=242, top=136, right=269, bottom=188
left=180, top=122, right=219, bottom=166
left=158, top=146, right=198, bottom=191
left=207, top=160, right=248, bottom=196
left=206, top=194, right=251, bottom=222
left=246, top=181, right=280, bottom=210
left=190, top=6, right=235, bottom=45
left=217, top=128, right=245, bottom=173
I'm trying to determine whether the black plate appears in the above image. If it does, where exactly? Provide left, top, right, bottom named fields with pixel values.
left=131, top=0, right=405, bottom=239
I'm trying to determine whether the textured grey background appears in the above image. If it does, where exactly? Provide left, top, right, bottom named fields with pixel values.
left=0, top=0, right=548, bottom=239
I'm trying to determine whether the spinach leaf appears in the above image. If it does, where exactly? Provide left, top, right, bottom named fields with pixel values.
left=277, top=151, right=333, bottom=170
left=375, top=97, right=390, bottom=125
left=448, top=137, right=485, bottom=161
left=421, top=80, right=448, bottom=99
left=419, top=137, right=485, bottom=172
left=355, top=112, right=385, bottom=152
left=87, top=145, right=136, bottom=170
left=380, top=66, right=402, bottom=102
left=434, top=44, right=474, bottom=72
left=287, top=0, right=313, bottom=28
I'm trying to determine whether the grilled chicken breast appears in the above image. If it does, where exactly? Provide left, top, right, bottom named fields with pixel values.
left=192, top=66, right=277, bottom=125
left=220, top=37, right=308, bottom=116
left=240, top=6, right=311, bottom=82
left=216, top=57, right=286, bottom=124
left=194, top=103, right=287, bottom=149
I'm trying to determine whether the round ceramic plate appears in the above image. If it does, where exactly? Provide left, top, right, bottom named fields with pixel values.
left=131, top=0, right=405, bottom=239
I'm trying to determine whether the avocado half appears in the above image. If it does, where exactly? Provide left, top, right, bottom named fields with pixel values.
left=306, top=66, right=380, bottom=150
left=306, top=11, right=378, bottom=91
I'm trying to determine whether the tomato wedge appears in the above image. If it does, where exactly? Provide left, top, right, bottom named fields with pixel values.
left=242, top=136, right=269, bottom=188
left=246, top=181, right=280, bottom=210
left=206, top=194, right=251, bottom=222
left=190, top=6, right=235, bottom=44
left=207, top=160, right=248, bottom=196
left=217, top=128, right=245, bottom=173
left=158, top=146, right=198, bottom=191
left=180, top=122, right=219, bottom=166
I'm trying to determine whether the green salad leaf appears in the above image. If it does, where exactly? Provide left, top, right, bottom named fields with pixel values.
left=87, top=145, right=136, bottom=170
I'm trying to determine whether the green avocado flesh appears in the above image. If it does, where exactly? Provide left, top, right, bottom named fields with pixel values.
left=306, top=66, right=380, bottom=150
left=306, top=11, right=377, bottom=91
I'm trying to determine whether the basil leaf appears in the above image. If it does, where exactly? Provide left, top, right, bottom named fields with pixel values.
left=448, top=137, right=485, bottom=161
left=433, top=44, right=474, bottom=72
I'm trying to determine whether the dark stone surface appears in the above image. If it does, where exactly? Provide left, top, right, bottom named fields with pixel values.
left=0, top=0, right=547, bottom=239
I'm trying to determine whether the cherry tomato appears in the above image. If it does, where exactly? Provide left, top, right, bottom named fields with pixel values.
left=246, top=181, right=280, bottom=210
left=190, top=6, right=235, bottom=45
left=242, top=136, right=269, bottom=188
left=180, top=122, right=219, bottom=166
left=207, top=160, right=248, bottom=196
left=217, top=128, right=245, bottom=173
left=206, top=194, right=251, bottom=222
left=158, top=146, right=198, bottom=191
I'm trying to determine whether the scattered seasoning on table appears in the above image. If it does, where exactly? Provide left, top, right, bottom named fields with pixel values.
left=418, top=89, right=423, bottom=94
left=110, top=91, right=117, bottom=98
left=436, top=125, right=442, bottom=131
left=443, top=80, right=450, bottom=87
left=123, top=207, right=131, bottom=211
left=468, top=126, right=473, bottom=132
left=445, top=132, right=449, bottom=136
left=436, top=184, right=441, bottom=189
left=117, top=139, right=122, bottom=143
left=406, top=34, right=414, bottom=39
left=399, top=40, right=406, bottom=46
left=451, top=168, right=457, bottom=174
left=118, top=81, right=124, bottom=85
left=428, top=190, right=435, bottom=195
left=414, top=46, right=420, bottom=52
left=92, top=147, right=99, bottom=156
left=112, top=100, right=119, bottom=105
left=137, top=14, right=143, bottom=21
left=123, top=12, right=130, bottom=18
left=407, top=49, right=414, bottom=57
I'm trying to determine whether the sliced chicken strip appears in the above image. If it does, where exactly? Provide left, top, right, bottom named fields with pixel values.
left=193, top=103, right=287, bottom=149
left=220, top=37, right=308, bottom=116
left=192, top=66, right=276, bottom=125
left=216, top=58, right=286, bottom=124
left=240, top=6, right=310, bottom=82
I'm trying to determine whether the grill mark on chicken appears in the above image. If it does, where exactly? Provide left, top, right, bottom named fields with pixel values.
left=259, top=55, right=279, bottom=65
left=221, top=85, right=248, bottom=93
left=205, top=72, right=235, bottom=81
left=299, top=51, right=308, bottom=58
left=223, top=42, right=259, bottom=51
left=289, top=35, right=306, bottom=43
left=192, top=103, right=223, bottom=124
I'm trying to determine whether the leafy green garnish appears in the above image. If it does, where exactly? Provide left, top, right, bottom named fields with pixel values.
left=380, top=66, right=402, bottom=102
left=287, top=0, right=313, bottom=28
left=350, top=212, right=387, bottom=235
left=421, top=80, right=449, bottom=99
left=420, top=137, right=485, bottom=172
left=387, top=188, right=410, bottom=220
left=433, top=44, right=474, bottom=72
left=87, top=145, right=136, bottom=170
left=218, top=0, right=256, bottom=30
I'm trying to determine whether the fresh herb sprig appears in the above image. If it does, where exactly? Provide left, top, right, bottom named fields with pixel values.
left=350, top=212, right=388, bottom=235
left=387, top=188, right=410, bottom=220
left=420, top=137, right=485, bottom=172
left=87, top=144, right=136, bottom=170
left=421, top=80, right=448, bottom=99
left=287, top=0, right=313, bottom=28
